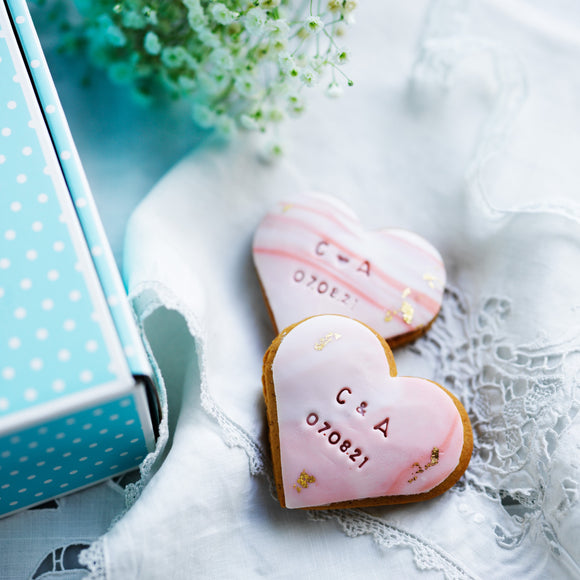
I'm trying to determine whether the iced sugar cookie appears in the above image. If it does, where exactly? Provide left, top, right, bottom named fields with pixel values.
left=253, top=193, right=446, bottom=348
left=262, top=314, right=472, bottom=509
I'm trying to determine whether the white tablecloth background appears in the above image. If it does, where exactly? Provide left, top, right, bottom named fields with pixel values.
left=2, top=1, right=580, bottom=578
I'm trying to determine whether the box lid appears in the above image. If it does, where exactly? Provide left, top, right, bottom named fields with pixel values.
left=0, top=0, right=153, bottom=434
left=6, top=0, right=152, bottom=380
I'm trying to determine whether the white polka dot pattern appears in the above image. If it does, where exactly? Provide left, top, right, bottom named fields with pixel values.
left=9, top=0, right=152, bottom=379
left=0, top=0, right=157, bottom=519
left=0, top=2, right=125, bottom=416
left=0, top=395, right=149, bottom=516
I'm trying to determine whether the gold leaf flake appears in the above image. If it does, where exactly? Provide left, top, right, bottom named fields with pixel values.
left=293, top=470, right=316, bottom=493
left=314, top=332, right=342, bottom=351
left=423, top=273, right=442, bottom=290
left=384, top=290, right=414, bottom=325
left=408, top=447, right=440, bottom=483
left=400, top=301, right=414, bottom=325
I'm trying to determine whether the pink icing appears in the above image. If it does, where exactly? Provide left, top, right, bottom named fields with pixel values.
left=253, top=193, right=446, bottom=342
left=271, top=315, right=465, bottom=509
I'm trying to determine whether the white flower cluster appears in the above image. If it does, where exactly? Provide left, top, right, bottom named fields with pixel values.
left=71, top=0, right=357, bottom=137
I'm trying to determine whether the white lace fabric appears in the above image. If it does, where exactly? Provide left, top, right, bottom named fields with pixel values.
left=72, top=0, right=580, bottom=578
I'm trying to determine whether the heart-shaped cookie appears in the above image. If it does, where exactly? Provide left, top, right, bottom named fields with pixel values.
left=253, top=193, right=446, bottom=348
left=262, top=314, right=472, bottom=509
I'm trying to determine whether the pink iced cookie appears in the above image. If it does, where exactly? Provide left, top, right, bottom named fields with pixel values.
left=253, top=193, right=446, bottom=348
left=262, top=315, right=473, bottom=509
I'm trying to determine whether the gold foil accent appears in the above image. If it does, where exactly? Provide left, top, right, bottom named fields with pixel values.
left=408, top=447, right=440, bottom=483
left=384, top=289, right=414, bottom=325
left=400, top=301, right=414, bottom=325
left=314, top=332, right=342, bottom=351
left=293, top=470, right=316, bottom=493
left=429, top=447, right=440, bottom=466
left=423, top=273, right=442, bottom=290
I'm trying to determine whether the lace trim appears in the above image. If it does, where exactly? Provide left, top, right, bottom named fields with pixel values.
left=79, top=283, right=173, bottom=579
left=131, top=281, right=269, bottom=478
left=78, top=538, right=106, bottom=580
left=309, top=509, right=476, bottom=580
left=410, top=287, right=580, bottom=572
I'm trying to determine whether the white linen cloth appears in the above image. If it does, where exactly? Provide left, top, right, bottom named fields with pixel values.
left=80, top=0, right=580, bottom=577
left=3, top=0, right=580, bottom=578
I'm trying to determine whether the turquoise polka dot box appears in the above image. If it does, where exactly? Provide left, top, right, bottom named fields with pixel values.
left=0, top=0, right=160, bottom=517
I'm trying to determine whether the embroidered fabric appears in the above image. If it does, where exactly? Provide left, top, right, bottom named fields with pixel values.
left=412, top=290, right=580, bottom=571
left=78, top=539, right=106, bottom=580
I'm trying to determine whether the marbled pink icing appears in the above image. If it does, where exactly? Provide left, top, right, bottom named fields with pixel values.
left=253, top=193, right=446, bottom=343
left=271, top=315, right=465, bottom=509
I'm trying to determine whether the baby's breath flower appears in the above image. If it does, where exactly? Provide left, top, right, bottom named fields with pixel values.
left=270, top=19, right=289, bottom=39
left=235, top=73, right=259, bottom=98
left=279, top=53, right=296, bottom=73
left=305, top=16, right=324, bottom=34
left=192, top=103, right=217, bottom=129
left=187, top=10, right=208, bottom=32
left=197, top=28, right=221, bottom=50
left=161, top=46, right=190, bottom=69
left=142, top=7, right=157, bottom=25
left=143, top=31, right=161, bottom=55
left=326, top=81, right=343, bottom=98
left=182, top=0, right=203, bottom=14
left=240, top=113, right=261, bottom=131
left=65, top=0, right=357, bottom=138
left=299, top=67, right=319, bottom=87
left=177, top=75, right=197, bottom=92
left=210, top=48, right=234, bottom=71
left=268, top=108, right=285, bottom=123
left=214, top=114, right=237, bottom=139
left=335, top=48, right=351, bottom=64
left=343, top=13, right=356, bottom=25
left=97, top=15, right=127, bottom=47
left=109, top=60, right=134, bottom=84
left=244, top=7, right=267, bottom=36
left=210, top=3, right=239, bottom=26
left=287, top=94, right=306, bottom=116
left=259, top=140, right=284, bottom=164
left=121, top=10, right=146, bottom=29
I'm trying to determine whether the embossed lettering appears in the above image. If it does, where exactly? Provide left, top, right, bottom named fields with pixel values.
left=328, top=431, right=341, bottom=445
left=357, top=260, right=371, bottom=276
left=315, top=240, right=329, bottom=255
left=293, top=270, right=305, bottom=282
left=336, top=387, right=352, bottom=405
left=373, top=417, right=390, bottom=438
left=317, top=281, right=328, bottom=294
left=305, top=413, right=370, bottom=468
left=306, top=413, right=319, bottom=426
